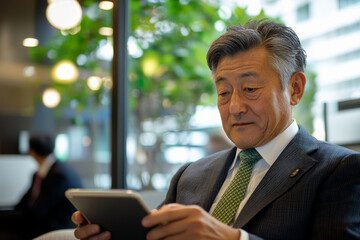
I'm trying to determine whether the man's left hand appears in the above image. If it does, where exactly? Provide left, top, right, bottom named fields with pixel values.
left=142, top=203, right=240, bottom=240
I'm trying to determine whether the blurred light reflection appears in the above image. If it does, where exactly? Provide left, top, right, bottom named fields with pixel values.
left=22, top=38, right=39, bottom=47
left=46, top=0, right=82, bottom=30
left=42, top=88, right=61, bottom=108
left=99, top=1, right=113, bottom=10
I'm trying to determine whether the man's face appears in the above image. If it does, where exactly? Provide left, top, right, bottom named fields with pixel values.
left=215, top=47, right=293, bottom=149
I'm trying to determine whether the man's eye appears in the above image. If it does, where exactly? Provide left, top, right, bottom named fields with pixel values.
left=245, top=88, right=256, bottom=92
left=219, top=92, right=229, bottom=96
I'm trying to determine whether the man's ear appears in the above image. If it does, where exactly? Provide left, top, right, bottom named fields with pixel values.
left=289, top=72, right=306, bottom=106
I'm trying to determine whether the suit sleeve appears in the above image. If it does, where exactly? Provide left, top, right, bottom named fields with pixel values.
left=160, top=162, right=192, bottom=207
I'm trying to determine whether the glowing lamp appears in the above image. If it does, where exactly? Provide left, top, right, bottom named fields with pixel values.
left=46, top=0, right=82, bottom=30
left=51, top=60, right=79, bottom=83
left=23, top=38, right=39, bottom=47
left=87, top=76, right=102, bottom=91
left=99, top=1, right=113, bottom=10
left=43, top=88, right=61, bottom=108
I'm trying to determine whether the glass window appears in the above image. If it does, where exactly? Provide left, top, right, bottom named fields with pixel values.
left=126, top=1, right=266, bottom=191
left=296, top=3, right=310, bottom=22
left=338, top=0, right=360, bottom=9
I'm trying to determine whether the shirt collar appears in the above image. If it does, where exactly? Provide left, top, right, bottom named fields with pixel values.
left=256, top=120, right=298, bottom=166
left=37, top=154, right=56, bottom=178
left=231, top=120, right=299, bottom=169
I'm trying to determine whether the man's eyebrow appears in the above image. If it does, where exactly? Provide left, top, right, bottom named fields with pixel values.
left=215, top=76, right=225, bottom=84
left=215, top=71, right=258, bottom=83
left=239, top=71, right=258, bottom=78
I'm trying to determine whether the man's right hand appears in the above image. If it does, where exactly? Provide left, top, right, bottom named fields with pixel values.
left=72, top=211, right=111, bottom=240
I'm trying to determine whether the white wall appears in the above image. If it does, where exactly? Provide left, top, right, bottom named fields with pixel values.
left=0, top=155, right=37, bottom=207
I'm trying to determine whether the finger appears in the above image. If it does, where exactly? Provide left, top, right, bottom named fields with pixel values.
left=86, top=231, right=111, bottom=240
left=74, top=224, right=101, bottom=239
left=72, top=211, right=85, bottom=225
left=142, top=204, right=193, bottom=227
left=146, top=217, right=187, bottom=240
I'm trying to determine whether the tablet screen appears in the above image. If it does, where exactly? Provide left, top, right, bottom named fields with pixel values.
left=66, top=189, right=151, bottom=239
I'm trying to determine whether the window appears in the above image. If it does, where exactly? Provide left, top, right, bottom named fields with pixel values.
left=338, top=0, right=360, bottom=9
left=296, top=3, right=310, bottom=22
left=126, top=1, right=266, bottom=191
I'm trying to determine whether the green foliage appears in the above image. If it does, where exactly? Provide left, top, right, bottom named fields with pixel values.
left=128, top=0, right=267, bottom=127
left=27, top=0, right=318, bottom=190
left=28, top=2, right=112, bottom=118
left=28, top=0, right=314, bottom=133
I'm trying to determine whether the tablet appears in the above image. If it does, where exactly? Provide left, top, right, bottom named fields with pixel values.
left=65, top=189, right=151, bottom=239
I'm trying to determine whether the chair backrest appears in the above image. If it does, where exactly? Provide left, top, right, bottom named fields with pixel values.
left=0, top=155, right=37, bottom=207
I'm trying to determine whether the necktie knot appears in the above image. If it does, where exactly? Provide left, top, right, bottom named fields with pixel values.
left=239, top=148, right=262, bottom=166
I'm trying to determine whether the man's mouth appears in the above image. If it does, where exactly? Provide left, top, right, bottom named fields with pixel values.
left=232, top=122, right=252, bottom=127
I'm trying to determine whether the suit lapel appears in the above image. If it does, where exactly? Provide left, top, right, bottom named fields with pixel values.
left=187, top=147, right=237, bottom=211
left=233, top=126, right=319, bottom=228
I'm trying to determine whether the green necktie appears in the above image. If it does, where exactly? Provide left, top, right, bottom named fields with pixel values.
left=212, top=148, right=262, bottom=225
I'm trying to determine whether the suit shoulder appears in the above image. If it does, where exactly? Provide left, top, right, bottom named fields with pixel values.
left=316, top=140, right=360, bottom=160
left=191, top=147, right=236, bottom=166
left=171, top=147, right=236, bottom=182
left=295, top=125, right=359, bottom=162
left=48, top=161, right=83, bottom=186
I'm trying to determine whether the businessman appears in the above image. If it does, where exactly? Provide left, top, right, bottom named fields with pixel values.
left=72, top=19, right=360, bottom=240
left=0, top=133, right=83, bottom=239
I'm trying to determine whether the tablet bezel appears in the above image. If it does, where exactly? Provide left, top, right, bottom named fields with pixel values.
left=66, top=188, right=151, bottom=239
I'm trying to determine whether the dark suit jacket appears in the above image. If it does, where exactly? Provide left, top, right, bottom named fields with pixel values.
left=163, top=125, right=360, bottom=239
left=13, top=160, right=83, bottom=239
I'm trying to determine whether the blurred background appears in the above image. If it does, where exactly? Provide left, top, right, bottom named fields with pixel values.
left=1, top=0, right=360, bottom=207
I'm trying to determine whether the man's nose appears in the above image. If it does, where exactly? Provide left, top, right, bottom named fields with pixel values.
left=229, top=90, right=247, bottom=115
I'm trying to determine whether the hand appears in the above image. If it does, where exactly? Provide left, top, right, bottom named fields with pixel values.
left=142, top=203, right=240, bottom=240
left=71, top=211, right=111, bottom=240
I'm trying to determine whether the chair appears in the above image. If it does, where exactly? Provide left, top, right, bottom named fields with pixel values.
left=33, top=229, right=76, bottom=240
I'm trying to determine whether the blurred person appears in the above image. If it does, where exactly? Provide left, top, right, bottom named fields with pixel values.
left=73, top=19, right=360, bottom=240
left=0, top=133, right=83, bottom=239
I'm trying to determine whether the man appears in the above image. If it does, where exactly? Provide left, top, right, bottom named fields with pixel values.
left=72, top=19, right=360, bottom=239
left=0, top=133, right=83, bottom=239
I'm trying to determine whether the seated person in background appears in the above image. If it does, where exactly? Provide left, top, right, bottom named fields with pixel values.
left=72, top=19, right=360, bottom=239
left=0, top=133, right=83, bottom=240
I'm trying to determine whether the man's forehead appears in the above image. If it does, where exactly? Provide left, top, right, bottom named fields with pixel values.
left=215, top=71, right=259, bottom=84
left=214, top=48, right=268, bottom=77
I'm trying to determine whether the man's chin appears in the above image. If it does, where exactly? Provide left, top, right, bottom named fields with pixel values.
left=231, top=137, right=256, bottom=150
left=229, top=130, right=258, bottom=149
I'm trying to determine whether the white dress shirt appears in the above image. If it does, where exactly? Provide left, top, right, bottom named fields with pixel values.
left=209, top=121, right=299, bottom=240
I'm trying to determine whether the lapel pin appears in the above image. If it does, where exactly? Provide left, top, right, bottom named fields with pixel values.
left=290, top=169, right=300, bottom=178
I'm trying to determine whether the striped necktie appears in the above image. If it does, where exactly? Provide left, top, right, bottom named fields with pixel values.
left=212, top=148, right=262, bottom=225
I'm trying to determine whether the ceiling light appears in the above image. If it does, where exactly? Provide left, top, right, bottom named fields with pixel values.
left=46, top=0, right=82, bottom=30
left=99, top=27, right=113, bottom=36
left=87, top=76, right=102, bottom=91
left=99, top=1, right=113, bottom=10
left=43, top=88, right=61, bottom=108
left=51, top=60, right=79, bottom=83
left=23, top=38, right=39, bottom=47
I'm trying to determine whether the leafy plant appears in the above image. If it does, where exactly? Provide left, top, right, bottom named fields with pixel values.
left=29, top=0, right=316, bottom=189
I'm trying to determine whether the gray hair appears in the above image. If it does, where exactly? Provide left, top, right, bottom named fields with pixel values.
left=206, top=19, right=306, bottom=88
